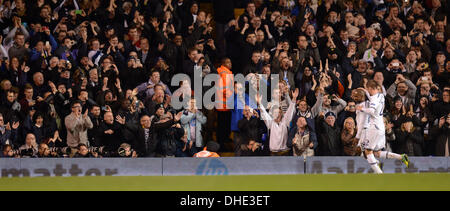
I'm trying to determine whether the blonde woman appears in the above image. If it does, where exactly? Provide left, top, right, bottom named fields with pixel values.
left=341, top=117, right=360, bottom=156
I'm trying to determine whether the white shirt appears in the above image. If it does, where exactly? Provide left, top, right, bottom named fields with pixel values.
left=355, top=101, right=369, bottom=139
left=259, top=99, right=296, bottom=152
left=192, top=14, right=197, bottom=23
left=361, top=92, right=385, bottom=132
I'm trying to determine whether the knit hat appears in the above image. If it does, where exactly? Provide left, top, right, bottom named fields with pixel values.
left=155, top=103, right=165, bottom=114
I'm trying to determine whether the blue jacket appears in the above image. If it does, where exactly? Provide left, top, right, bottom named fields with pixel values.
left=180, top=110, right=207, bottom=148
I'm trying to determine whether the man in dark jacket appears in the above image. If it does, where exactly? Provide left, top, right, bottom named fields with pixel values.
left=316, top=112, right=342, bottom=156
left=237, top=105, right=267, bottom=150
left=88, top=105, right=103, bottom=147
left=163, top=25, right=206, bottom=75
left=236, top=138, right=264, bottom=156
left=151, top=104, right=184, bottom=157
left=430, top=114, right=450, bottom=156
left=73, top=143, right=98, bottom=158
left=395, top=118, right=424, bottom=156
left=99, top=111, right=124, bottom=153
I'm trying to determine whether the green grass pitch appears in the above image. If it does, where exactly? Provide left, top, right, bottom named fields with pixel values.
left=0, top=173, right=449, bottom=191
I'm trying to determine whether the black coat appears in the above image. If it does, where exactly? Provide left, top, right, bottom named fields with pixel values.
left=88, top=115, right=103, bottom=147
left=431, top=125, right=450, bottom=156
left=316, top=116, right=342, bottom=156
left=99, top=122, right=124, bottom=152
left=153, top=118, right=184, bottom=157
left=395, top=128, right=424, bottom=156
left=237, top=116, right=267, bottom=144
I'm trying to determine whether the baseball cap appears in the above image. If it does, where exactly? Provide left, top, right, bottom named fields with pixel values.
left=436, top=51, right=445, bottom=55
left=325, top=111, right=336, bottom=118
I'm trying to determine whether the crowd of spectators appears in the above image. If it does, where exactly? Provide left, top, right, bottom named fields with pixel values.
left=0, top=0, right=449, bottom=158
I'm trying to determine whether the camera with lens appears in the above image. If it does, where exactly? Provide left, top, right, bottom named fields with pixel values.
left=11, top=148, right=34, bottom=157
left=118, top=145, right=134, bottom=157
left=88, top=146, right=105, bottom=154
left=87, top=146, right=113, bottom=157
left=49, top=147, right=72, bottom=157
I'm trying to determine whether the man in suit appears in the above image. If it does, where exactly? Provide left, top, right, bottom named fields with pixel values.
left=133, top=115, right=153, bottom=157
left=137, top=38, right=155, bottom=70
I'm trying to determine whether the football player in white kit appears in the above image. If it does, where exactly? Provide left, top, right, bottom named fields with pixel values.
left=356, top=80, right=409, bottom=174
left=351, top=88, right=369, bottom=150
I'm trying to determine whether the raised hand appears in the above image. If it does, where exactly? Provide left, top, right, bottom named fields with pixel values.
left=116, top=115, right=126, bottom=125
left=5, top=122, right=11, bottom=131
left=261, top=7, right=267, bottom=20
left=115, top=78, right=121, bottom=90
left=255, top=93, right=262, bottom=105
left=276, top=42, right=283, bottom=51
left=174, top=112, right=183, bottom=122
left=12, top=121, right=20, bottom=130
left=206, top=13, right=212, bottom=25
left=292, top=88, right=299, bottom=100
left=83, top=109, right=89, bottom=118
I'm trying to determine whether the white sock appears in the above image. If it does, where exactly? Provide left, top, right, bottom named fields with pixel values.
left=379, top=151, right=402, bottom=160
left=367, top=153, right=383, bottom=174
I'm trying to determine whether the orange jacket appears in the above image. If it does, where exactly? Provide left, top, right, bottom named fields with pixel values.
left=193, top=147, right=220, bottom=157
left=216, top=65, right=234, bottom=111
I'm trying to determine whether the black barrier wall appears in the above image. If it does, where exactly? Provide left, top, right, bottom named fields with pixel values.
left=0, top=157, right=448, bottom=177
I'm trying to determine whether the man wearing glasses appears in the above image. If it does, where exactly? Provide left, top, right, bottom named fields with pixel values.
left=65, top=100, right=93, bottom=150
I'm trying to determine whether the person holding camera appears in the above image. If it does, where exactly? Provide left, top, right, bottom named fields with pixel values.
left=65, top=100, right=93, bottom=149
left=54, top=37, right=79, bottom=63
left=122, top=51, right=145, bottom=91
left=18, top=133, right=38, bottom=158
left=1, top=144, right=16, bottom=158
left=312, top=91, right=347, bottom=119
left=387, top=73, right=417, bottom=108
left=337, top=100, right=357, bottom=126
left=37, top=143, right=58, bottom=158
left=117, top=143, right=137, bottom=158
left=73, top=143, right=98, bottom=158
